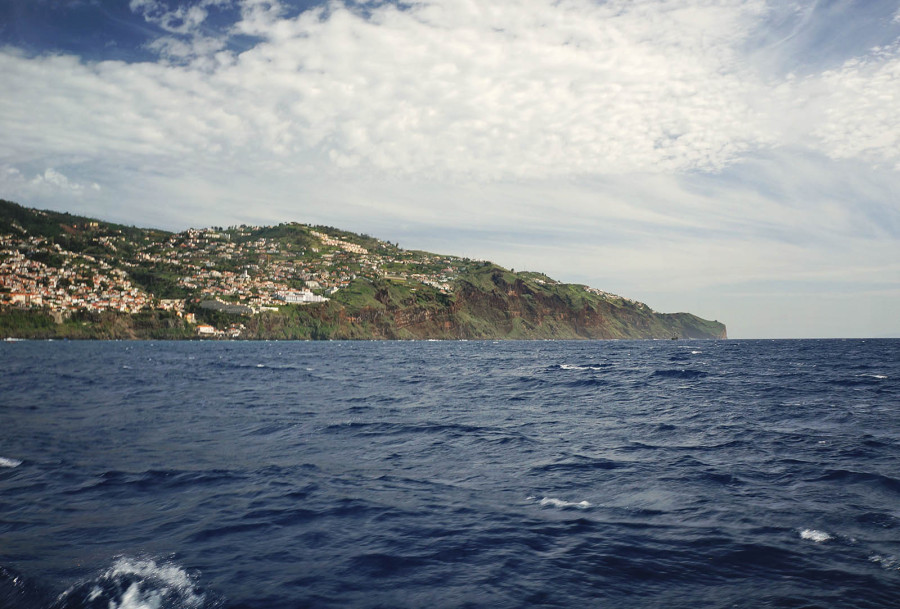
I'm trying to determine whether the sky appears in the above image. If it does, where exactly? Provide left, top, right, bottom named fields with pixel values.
left=2, top=0, right=899, bottom=338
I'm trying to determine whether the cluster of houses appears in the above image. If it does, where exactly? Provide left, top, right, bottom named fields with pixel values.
left=1, top=222, right=470, bottom=337
left=195, top=322, right=245, bottom=339
left=145, top=226, right=463, bottom=306
left=583, top=285, right=650, bottom=310
left=309, top=230, right=368, bottom=255
left=0, top=235, right=151, bottom=313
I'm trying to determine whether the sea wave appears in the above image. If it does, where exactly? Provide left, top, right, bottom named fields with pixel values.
left=66, top=469, right=244, bottom=495
left=799, top=529, right=832, bottom=543
left=533, top=496, right=592, bottom=510
left=52, top=557, right=218, bottom=609
left=558, top=363, right=609, bottom=371
left=870, top=554, right=900, bottom=570
left=0, top=456, right=22, bottom=468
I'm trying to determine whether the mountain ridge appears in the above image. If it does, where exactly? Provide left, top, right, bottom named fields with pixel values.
left=0, top=199, right=726, bottom=340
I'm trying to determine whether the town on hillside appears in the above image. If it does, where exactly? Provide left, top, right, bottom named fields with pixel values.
left=0, top=206, right=507, bottom=335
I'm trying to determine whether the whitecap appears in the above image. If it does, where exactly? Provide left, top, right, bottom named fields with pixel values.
left=538, top=496, right=591, bottom=509
left=106, top=557, right=196, bottom=590
left=559, top=364, right=604, bottom=371
left=870, top=554, right=900, bottom=570
left=0, top=457, right=22, bottom=468
left=858, top=374, right=888, bottom=380
left=56, top=557, right=208, bottom=609
left=800, top=528, right=832, bottom=543
left=112, top=581, right=164, bottom=609
left=691, top=350, right=702, bottom=354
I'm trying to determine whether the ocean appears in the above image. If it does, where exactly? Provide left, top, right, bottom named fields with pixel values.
left=1, top=339, right=898, bottom=608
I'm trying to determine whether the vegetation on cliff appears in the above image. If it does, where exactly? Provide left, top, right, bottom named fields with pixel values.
left=1, top=199, right=726, bottom=340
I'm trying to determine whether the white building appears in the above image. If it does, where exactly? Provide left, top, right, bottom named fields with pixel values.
left=278, top=290, right=329, bottom=304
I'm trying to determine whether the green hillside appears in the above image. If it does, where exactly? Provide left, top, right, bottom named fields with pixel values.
left=0, top=200, right=726, bottom=340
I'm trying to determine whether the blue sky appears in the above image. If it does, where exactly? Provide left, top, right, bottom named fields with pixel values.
left=2, top=0, right=899, bottom=338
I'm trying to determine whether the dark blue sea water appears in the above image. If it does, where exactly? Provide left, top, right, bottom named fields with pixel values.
left=1, top=339, right=899, bottom=609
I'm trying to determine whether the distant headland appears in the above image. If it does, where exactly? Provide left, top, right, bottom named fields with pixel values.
left=0, top=199, right=726, bottom=340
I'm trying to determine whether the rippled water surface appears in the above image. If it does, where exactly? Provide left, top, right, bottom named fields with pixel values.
left=1, top=339, right=899, bottom=608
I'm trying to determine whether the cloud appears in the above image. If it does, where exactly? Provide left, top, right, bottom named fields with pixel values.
left=129, top=0, right=224, bottom=35
left=31, top=168, right=100, bottom=192
left=218, top=0, right=777, bottom=178
left=1, top=166, right=101, bottom=203
left=804, top=46, right=900, bottom=169
left=441, top=151, right=900, bottom=287
left=0, top=0, right=782, bottom=180
left=4, top=0, right=900, bottom=182
left=129, top=0, right=234, bottom=68
left=147, top=34, right=228, bottom=64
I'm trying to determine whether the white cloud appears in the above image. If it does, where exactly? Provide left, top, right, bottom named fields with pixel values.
left=232, top=0, right=285, bottom=37
left=5, top=0, right=900, bottom=182
left=129, top=0, right=224, bottom=35
left=1, top=0, right=784, bottom=181
left=217, top=0, right=776, bottom=178
left=32, top=168, right=75, bottom=190
left=147, top=35, right=229, bottom=67
left=803, top=46, right=900, bottom=169
left=1, top=166, right=101, bottom=203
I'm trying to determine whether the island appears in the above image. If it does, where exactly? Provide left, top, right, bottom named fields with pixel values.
left=0, top=200, right=726, bottom=340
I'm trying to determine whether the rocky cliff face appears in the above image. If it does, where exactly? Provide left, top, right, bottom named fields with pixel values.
left=262, top=271, right=727, bottom=340
left=442, top=273, right=725, bottom=340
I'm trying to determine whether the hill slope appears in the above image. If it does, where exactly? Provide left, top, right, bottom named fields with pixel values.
left=0, top=200, right=726, bottom=340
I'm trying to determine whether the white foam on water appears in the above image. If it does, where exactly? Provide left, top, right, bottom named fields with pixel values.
left=0, top=457, right=22, bottom=468
left=800, top=528, right=832, bottom=543
left=691, top=350, right=702, bottom=354
left=87, top=585, right=103, bottom=601
left=559, top=364, right=604, bottom=371
left=870, top=554, right=900, bottom=570
left=538, top=496, right=591, bottom=509
left=58, top=557, right=207, bottom=609
left=111, top=582, right=164, bottom=609
left=106, top=558, right=197, bottom=592
left=858, top=374, right=888, bottom=380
